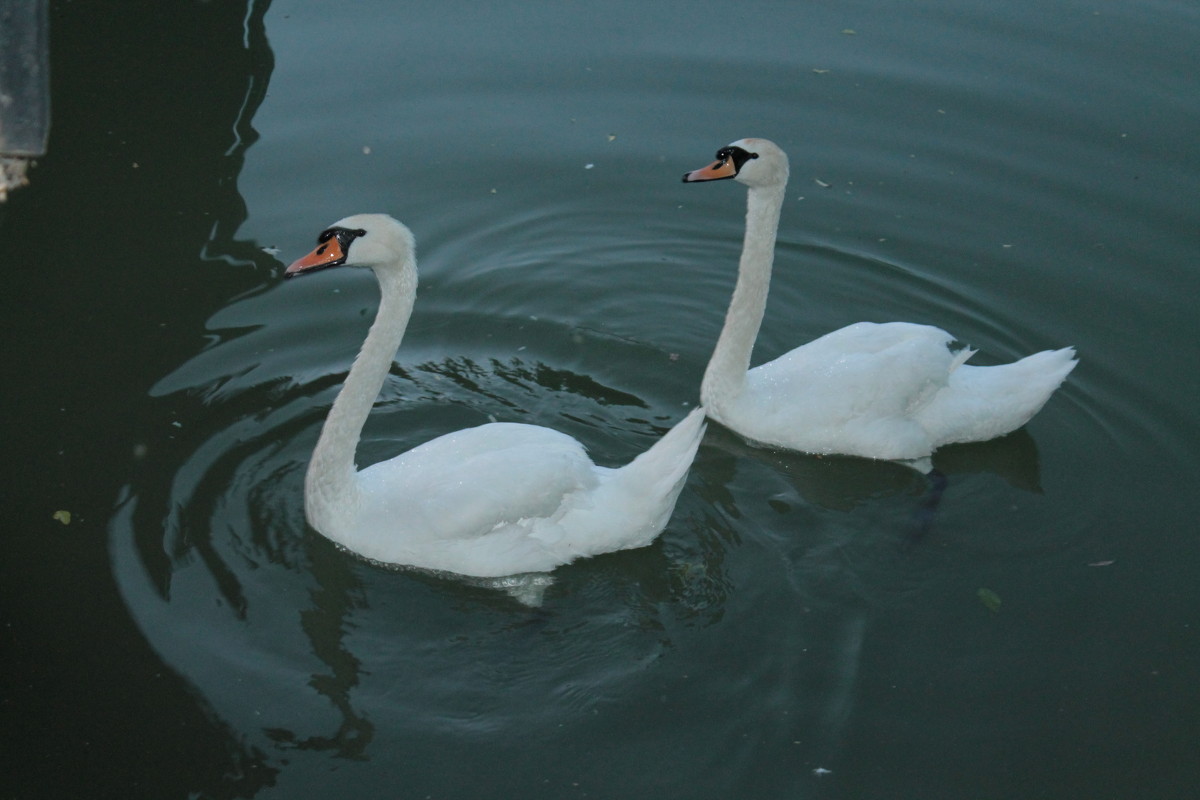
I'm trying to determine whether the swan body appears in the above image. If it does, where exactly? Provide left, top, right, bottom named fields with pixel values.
left=684, top=138, right=1077, bottom=462
left=287, top=214, right=705, bottom=578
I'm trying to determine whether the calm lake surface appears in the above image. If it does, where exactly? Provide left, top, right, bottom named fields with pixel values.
left=3, top=1, right=1198, bottom=798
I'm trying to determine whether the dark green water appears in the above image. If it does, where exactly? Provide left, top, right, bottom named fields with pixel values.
left=3, top=1, right=1198, bottom=798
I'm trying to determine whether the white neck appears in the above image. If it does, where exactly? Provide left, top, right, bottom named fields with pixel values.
left=700, top=182, right=786, bottom=408
left=305, top=261, right=417, bottom=533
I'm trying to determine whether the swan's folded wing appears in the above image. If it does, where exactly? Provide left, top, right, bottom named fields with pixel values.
left=355, top=422, right=599, bottom=542
left=736, top=322, right=963, bottom=458
left=747, top=323, right=956, bottom=418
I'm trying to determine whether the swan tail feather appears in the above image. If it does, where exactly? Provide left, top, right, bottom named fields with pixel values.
left=624, top=406, right=706, bottom=489
left=922, top=347, right=1078, bottom=446
left=604, top=406, right=707, bottom=541
left=948, top=346, right=976, bottom=372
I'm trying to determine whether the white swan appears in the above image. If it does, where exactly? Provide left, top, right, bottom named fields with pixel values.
left=683, top=138, right=1077, bottom=462
left=284, top=214, right=705, bottom=578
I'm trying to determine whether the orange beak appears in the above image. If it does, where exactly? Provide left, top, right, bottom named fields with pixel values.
left=286, top=235, right=349, bottom=277
left=682, top=157, right=738, bottom=183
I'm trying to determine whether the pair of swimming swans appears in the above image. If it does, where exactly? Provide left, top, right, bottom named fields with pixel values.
left=285, top=138, right=1076, bottom=580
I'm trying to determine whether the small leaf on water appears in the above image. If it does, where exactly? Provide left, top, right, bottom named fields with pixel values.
left=978, top=587, right=1001, bottom=612
left=52, top=510, right=71, bottom=525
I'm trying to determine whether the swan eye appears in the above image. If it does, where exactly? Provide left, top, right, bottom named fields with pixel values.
left=711, top=146, right=759, bottom=175
left=318, top=226, right=370, bottom=251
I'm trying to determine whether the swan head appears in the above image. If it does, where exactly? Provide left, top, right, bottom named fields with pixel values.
left=286, top=213, right=415, bottom=277
left=682, top=138, right=789, bottom=189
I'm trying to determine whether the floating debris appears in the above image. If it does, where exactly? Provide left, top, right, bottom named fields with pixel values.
left=978, top=587, right=1002, bottom=613
left=52, top=510, right=71, bottom=525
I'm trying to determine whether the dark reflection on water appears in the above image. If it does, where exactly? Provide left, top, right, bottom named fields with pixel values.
left=416, top=355, right=649, bottom=411
left=3, top=0, right=283, bottom=797
left=271, top=552, right=374, bottom=759
left=703, top=421, right=1044, bottom=513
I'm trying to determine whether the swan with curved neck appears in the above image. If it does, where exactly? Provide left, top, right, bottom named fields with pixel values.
left=285, top=214, right=706, bottom=577
left=684, top=138, right=1077, bottom=461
